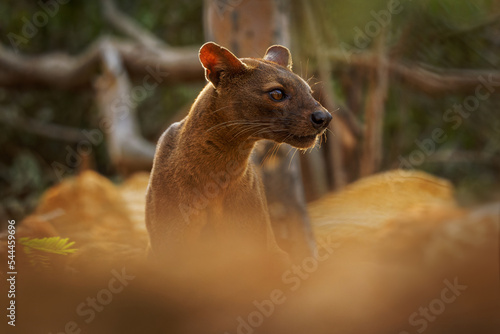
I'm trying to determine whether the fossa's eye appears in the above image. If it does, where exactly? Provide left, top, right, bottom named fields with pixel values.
left=269, top=89, right=285, bottom=101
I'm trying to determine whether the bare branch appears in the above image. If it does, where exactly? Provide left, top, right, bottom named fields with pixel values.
left=0, top=110, right=87, bottom=142
left=95, top=40, right=156, bottom=173
left=3, top=37, right=498, bottom=97
left=424, top=150, right=500, bottom=165
left=114, top=40, right=202, bottom=82
left=0, top=42, right=100, bottom=89
left=329, top=50, right=500, bottom=96
left=0, top=38, right=203, bottom=89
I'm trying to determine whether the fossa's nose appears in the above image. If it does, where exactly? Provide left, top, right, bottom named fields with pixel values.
left=310, top=110, right=332, bottom=130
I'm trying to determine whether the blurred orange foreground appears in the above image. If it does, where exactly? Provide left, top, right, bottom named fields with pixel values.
left=2, top=169, right=498, bottom=334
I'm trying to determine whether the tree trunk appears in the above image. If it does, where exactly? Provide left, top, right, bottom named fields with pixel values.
left=204, top=0, right=316, bottom=259
left=302, top=0, right=348, bottom=191
left=360, top=32, right=389, bottom=176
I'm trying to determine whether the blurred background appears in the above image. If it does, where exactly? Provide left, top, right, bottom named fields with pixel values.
left=1, top=0, right=499, bottom=225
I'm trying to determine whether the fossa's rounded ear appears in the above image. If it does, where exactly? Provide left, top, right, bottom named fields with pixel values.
left=199, top=42, right=247, bottom=87
left=264, top=45, right=292, bottom=70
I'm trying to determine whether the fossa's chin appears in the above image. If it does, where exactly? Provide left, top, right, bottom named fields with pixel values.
left=253, top=132, right=317, bottom=148
left=283, top=133, right=319, bottom=149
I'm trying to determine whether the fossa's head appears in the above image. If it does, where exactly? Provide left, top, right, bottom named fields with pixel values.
left=199, top=42, right=332, bottom=149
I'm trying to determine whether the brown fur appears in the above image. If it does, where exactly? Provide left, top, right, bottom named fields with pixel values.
left=145, top=42, right=331, bottom=258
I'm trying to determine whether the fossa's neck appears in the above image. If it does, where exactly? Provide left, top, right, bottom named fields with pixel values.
left=179, top=84, right=257, bottom=180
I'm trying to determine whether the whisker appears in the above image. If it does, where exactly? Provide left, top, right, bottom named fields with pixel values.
left=305, top=58, right=309, bottom=81
left=271, top=143, right=279, bottom=162
left=244, top=127, right=274, bottom=140
left=207, top=105, right=231, bottom=115
left=206, top=121, right=246, bottom=133
left=231, top=124, right=263, bottom=139
left=260, top=141, right=276, bottom=167
left=272, top=143, right=282, bottom=161
left=288, top=147, right=299, bottom=170
left=320, top=132, right=327, bottom=148
left=207, top=120, right=274, bottom=133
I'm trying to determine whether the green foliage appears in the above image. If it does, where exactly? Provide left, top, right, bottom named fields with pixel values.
left=426, top=0, right=493, bottom=24
left=0, top=1, right=203, bottom=53
left=20, top=236, right=77, bottom=255
left=19, top=237, right=78, bottom=269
